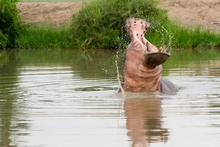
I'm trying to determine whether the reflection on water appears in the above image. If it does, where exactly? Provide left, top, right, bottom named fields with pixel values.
left=124, top=95, right=168, bottom=147
left=0, top=49, right=220, bottom=147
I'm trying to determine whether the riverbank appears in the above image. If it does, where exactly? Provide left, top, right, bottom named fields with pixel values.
left=159, top=0, right=220, bottom=32
left=17, top=2, right=82, bottom=25
left=17, top=0, right=220, bottom=32
left=16, top=0, right=220, bottom=49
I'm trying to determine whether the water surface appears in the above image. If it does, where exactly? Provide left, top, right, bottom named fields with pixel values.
left=0, top=49, right=220, bottom=147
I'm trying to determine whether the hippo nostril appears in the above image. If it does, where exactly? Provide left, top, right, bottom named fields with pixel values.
left=136, top=34, right=138, bottom=36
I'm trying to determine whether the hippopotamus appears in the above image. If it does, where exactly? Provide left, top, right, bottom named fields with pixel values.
left=121, top=18, right=178, bottom=95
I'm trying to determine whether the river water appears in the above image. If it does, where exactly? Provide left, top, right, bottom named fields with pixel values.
left=0, top=49, right=220, bottom=147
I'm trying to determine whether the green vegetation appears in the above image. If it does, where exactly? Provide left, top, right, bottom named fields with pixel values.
left=20, top=0, right=82, bottom=1
left=70, top=0, right=220, bottom=49
left=18, top=24, right=74, bottom=49
left=3, top=0, right=220, bottom=50
left=71, top=0, right=166, bottom=49
left=0, top=0, right=23, bottom=48
left=169, top=26, right=220, bottom=49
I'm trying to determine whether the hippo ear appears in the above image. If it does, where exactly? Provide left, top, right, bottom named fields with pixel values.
left=125, top=23, right=130, bottom=34
left=126, top=18, right=133, bottom=34
left=145, top=21, right=150, bottom=30
left=126, top=18, right=131, bottom=29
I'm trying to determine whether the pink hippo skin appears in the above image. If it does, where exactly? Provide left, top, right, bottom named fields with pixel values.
left=122, top=18, right=178, bottom=94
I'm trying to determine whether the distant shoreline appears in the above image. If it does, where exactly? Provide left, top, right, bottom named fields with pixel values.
left=17, top=1, right=220, bottom=32
left=158, top=0, right=220, bottom=32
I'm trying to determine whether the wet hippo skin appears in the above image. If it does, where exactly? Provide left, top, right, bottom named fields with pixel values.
left=122, top=18, right=178, bottom=95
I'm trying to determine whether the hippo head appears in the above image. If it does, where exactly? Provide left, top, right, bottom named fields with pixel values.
left=126, top=18, right=150, bottom=41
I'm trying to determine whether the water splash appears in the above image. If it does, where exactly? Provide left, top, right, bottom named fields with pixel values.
left=161, top=25, right=173, bottom=53
left=115, top=49, right=125, bottom=94
left=151, top=23, right=174, bottom=53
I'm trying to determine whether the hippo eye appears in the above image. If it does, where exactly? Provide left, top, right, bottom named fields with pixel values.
left=134, top=21, right=136, bottom=23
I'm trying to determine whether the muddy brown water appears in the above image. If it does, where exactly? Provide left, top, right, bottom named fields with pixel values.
left=0, top=49, right=220, bottom=147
